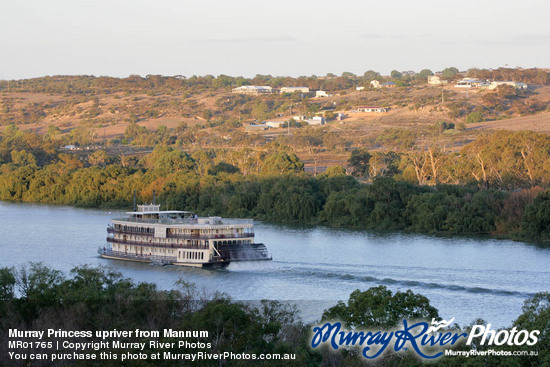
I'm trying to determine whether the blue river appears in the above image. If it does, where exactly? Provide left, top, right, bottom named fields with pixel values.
left=1, top=201, right=549, bottom=327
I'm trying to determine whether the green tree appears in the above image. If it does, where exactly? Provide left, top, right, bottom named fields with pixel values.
left=88, top=150, right=109, bottom=166
left=141, top=145, right=196, bottom=172
left=307, top=104, right=320, bottom=113
left=417, top=69, right=434, bottom=79
left=465, top=111, right=484, bottom=123
left=252, top=101, right=270, bottom=120
left=322, top=286, right=439, bottom=329
left=341, top=72, right=357, bottom=78
left=513, top=292, right=550, bottom=365
left=0, top=267, right=15, bottom=301
left=434, top=121, right=455, bottom=133
left=324, top=165, right=346, bottom=177
left=390, top=70, right=403, bottom=79
left=18, top=263, right=64, bottom=303
left=363, top=70, right=381, bottom=80
left=191, top=150, right=215, bottom=175
left=261, top=152, right=304, bottom=175
left=157, top=150, right=195, bottom=172
left=208, top=162, right=240, bottom=175
left=324, top=111, right=336, bottom=120
left=183, top=299, right=274, bottom=355
left=376, top=128, right=417, bottom=151
left=369, top=151, right=401, bottom=178
left=520, top=190, right=550, bottom=241
left=45, top=125, right=62, bottom=142
left=68, top=125, right=96, bottom=146
left=442, top=67, right=459, bottom=79
left=10, top=150, right=37, bottom=166
left=348, top=149, right=372, bottom=178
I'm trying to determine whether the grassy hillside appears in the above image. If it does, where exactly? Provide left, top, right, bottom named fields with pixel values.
left=1, top=72, right=549, bottom=167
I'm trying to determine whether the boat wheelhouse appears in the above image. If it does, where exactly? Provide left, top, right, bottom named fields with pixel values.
left=99, top=204, right=271, bottom=268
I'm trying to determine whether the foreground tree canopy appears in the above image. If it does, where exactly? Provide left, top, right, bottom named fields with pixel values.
left=322, top=285, right=439, bottom=329
left=1, top=264, right=547, bottom=366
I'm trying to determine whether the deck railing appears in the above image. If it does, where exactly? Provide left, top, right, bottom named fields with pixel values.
left=166, top=232, right=254, bottom=240
left=98, top=247, right=176, bottom=264
left=111, top=217, right=253, bottom=225
left=107, top=227, right=154, bottom=236
left=107, top=228, right=254, bottom=240
left=106, top=237, right=209, bottom=249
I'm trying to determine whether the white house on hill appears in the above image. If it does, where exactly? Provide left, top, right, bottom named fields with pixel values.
left=315, top=90, right=330, bottom=98
left=356, top=106, right=387, bottom=113
left=280, top=87, right=309, bottom=94
left=455, top=78, right=486, bottom=88
left=232, top=86, right=273, bottom=94
left=484, top=81, right=528, bottom=90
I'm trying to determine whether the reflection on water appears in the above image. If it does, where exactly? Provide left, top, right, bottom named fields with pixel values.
left=1, top=201, right=549, bottom=327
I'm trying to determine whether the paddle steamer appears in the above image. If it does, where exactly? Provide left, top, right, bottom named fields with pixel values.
left=99, top=203, right=271, bottom=268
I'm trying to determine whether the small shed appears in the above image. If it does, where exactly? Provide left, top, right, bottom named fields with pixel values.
left=305, top=116, right=326, bottom=125
left=265, top=121, right=285, bottom=128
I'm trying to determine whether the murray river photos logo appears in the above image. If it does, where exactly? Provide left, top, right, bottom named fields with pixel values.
left=310, top=318, right=540, bottom=359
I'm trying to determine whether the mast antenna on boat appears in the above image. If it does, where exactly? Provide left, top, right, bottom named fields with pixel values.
left=153, top=190, right=156, bottom=205
left=133, top=190, right=136, bottom=211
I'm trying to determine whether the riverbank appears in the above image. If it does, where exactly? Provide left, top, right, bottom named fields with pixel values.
left=2, top=163, right=550, bottom=245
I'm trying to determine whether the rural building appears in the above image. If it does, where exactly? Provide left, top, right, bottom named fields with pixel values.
left=356, top=106, right=388, bottom=113
left=381, top=82, right=396, bottom=88
left=315, top=90, right=330, bottom=98
left=244, top=123, right=268, bottom=131
left=483, top=81, right=528, bottom=90
left=455, top=78, right=486, bottom=88
left=264, top=121, right=285, bottom=128
left=305, top=116, right=326, bottom=125
left=280, top=87, right=310, bottom=94
left=428, top=75, right=443, bottom=85
left=370, top=80, right=381, bottom=89
left=232, top=86, right=273, bottom=94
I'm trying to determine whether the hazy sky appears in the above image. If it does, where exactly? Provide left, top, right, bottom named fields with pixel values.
left=1, top=0, right=549, bottom=79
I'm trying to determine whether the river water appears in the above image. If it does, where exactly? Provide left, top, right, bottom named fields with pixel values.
left=1, top=201, right=549, bottom=327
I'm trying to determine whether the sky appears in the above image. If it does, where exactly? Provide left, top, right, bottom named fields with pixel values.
left=1, top=0, right=549, bottom=80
